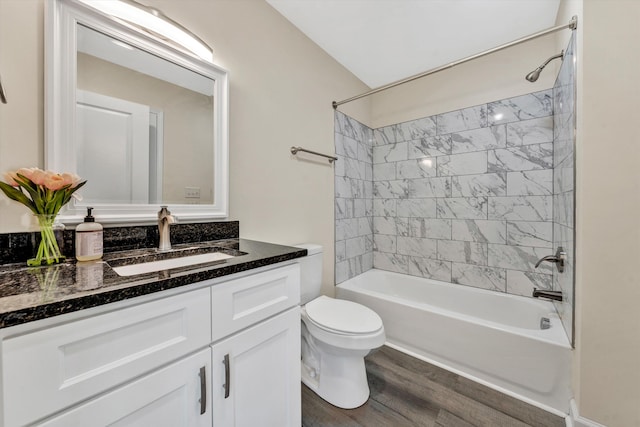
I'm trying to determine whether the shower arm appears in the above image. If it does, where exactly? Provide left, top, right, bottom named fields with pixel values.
left=526, top=50, right=565, bottom=82
left=332, top=15, right=577, bottom=109
left=538, top=51, right=565, bottom=71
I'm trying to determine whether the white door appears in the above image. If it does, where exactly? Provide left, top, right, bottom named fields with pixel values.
left=38, top=348, right=212, bottom=427
left=149, top=109, right=164, bottom=204
left=76, top=90, right=150, bottom=204
left=211, top=308, right=301, bottom=427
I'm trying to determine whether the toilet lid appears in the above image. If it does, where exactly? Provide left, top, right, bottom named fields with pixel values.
left=305, top=296, right=383, bottom=334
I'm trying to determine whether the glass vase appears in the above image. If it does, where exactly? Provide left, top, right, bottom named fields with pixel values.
left=29, top=214, right=65, bottom=267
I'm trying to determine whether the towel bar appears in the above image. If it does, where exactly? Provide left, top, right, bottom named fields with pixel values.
left=290, top=146, right=337, bottom=164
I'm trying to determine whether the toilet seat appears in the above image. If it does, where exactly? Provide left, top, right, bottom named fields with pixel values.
left=305, top=296, right=383, bottom=335
left=301, top=296, right=386, bottom=352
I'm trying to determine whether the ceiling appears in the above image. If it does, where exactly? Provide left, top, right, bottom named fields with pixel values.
left=266, top=0, right=562, bottom=88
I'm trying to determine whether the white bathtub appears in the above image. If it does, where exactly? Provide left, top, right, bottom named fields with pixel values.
left=335, top=269, right=572, bottom=415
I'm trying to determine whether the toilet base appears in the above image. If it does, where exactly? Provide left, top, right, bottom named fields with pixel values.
left=301, top=340, right=370, bottom=409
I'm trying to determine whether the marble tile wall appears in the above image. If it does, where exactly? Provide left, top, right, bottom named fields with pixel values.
left=553, top=33, right=576, bottom=343
left=334, top=111, right=374, bottom=283
left=335, top=83, right=576, bottom=314
left=371, top=90, right=555, bottom=296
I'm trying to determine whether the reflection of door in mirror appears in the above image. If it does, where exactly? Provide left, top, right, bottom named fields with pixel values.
left=76, top=24, right=215, bottom=205
left=76, top=90, right=152, bottom=204
left=148, top=109, right=164, bottom=204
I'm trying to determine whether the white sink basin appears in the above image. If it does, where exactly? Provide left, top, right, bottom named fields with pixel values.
left=112, top=252, right=234, bottom=277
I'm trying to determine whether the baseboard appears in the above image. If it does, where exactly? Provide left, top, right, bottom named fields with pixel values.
left=568, top=399, right=607, bottom=427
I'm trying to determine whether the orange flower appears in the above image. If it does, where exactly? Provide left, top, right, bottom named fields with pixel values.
left=3, top=171, right=18, bottom=186
left=43, top=172, right=66, bottom=191
left=16, top=167, right=36, bottom=182
left=60, top=172, right=82, bottom=188
left=17, top=167, right=48, bottom=186
left=0, top=167, right=87, bottom=216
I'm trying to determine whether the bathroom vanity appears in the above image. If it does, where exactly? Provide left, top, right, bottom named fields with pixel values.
left=0, top=238, right=306, bottom=427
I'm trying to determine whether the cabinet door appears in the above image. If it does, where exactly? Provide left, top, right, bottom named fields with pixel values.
left=211, top=307, right=301, bottom=427
left=3, top=287, right=211, bottom=427
left=38, top=348, right=212, bottom=427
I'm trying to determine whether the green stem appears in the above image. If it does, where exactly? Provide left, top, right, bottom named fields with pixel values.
left=28, top=215, right=63, bottom=266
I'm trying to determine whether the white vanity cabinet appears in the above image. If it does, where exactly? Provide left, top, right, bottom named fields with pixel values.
left=2, top=287, right=212, bottom=427
left=0, top=262, right=301, bottom=427
left=209, top=264, right=301, bottom=426
left=212, top=309, right=300, bottom=427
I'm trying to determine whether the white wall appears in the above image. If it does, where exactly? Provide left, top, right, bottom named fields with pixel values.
left=572, top=1, right=640, bottom=425
left=0, top=0, right=45, bottom=232
left=0, top=0, right=370, bottom=297
left=551, top=2, right=640, bottom=425
left=368, top=33, right=558, bottom=128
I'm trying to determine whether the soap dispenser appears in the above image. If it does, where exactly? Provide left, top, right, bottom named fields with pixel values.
left=75, top=207, right=103, bottom=261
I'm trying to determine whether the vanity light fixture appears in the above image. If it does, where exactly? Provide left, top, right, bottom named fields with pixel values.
left=77, top=0, right=213, bottom=62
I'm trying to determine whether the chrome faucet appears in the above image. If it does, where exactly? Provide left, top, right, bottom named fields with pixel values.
left=532, top=288, right=563, bottom=302
left=534, top=246, right=566, bottom=273
left=158, top=206, right=177, bottom=251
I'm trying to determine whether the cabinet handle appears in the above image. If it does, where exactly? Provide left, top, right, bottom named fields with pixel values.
left=222, top=354, right=230, bottom=398
left=199, top=366, right=207, bottom=415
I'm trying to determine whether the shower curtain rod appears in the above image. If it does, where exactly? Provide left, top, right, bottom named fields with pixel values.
left=332, top=15, right=578, bottom=109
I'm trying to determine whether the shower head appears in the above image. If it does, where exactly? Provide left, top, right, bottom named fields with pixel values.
left=525, top=67, right=544, bottom=83
left=525, top=50, right=564, bottom=82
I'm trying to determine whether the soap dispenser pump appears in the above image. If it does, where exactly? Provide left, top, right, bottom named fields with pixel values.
left=75, top=207, right=103, bottom=261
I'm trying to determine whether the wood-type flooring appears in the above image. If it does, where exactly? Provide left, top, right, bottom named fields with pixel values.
left=302, top=345, right=565, bottom=427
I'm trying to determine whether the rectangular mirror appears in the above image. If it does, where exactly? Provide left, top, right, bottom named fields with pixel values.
left=47, top=0, right=228, bottom=224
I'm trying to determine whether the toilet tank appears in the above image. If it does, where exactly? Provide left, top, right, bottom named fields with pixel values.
left=294, top=244, right=323, bottom=304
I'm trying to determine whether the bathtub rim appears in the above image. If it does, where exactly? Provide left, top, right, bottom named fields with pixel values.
left=337, top=268, right=572, bottom=349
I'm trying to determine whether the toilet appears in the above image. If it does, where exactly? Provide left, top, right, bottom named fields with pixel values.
left=296, top=244, right=385, bottom=409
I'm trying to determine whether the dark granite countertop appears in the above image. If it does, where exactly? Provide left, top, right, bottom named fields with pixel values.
left=0, top=239, right=307, bottom=329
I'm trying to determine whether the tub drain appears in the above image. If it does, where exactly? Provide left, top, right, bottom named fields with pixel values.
left=540, top=317, right=551, bottom=329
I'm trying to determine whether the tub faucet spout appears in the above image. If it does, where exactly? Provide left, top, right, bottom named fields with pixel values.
left=158, top=206, right=177, bottom=251
left=532, top=288, right=563, bottom=302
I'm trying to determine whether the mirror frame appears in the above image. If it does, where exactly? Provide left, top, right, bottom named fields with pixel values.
left=46, top=0, right=229, bottom=225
